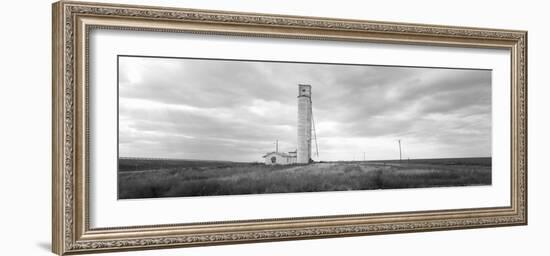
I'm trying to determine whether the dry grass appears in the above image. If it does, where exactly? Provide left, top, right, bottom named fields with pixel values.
left=118, top=158, right=491, bottom=199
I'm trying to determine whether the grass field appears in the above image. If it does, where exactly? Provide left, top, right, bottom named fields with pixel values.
left=118, top=157, right=491, bottom=199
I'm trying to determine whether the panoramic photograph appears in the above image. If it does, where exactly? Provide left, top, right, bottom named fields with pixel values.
left=117, top=55, right=492, bottom=199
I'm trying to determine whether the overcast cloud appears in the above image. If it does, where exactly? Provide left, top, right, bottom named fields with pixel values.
left=118, top=56, right=491, bottom=162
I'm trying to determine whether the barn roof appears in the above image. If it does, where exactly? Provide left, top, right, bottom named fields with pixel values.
left=262, top=152, right=297, bottom=158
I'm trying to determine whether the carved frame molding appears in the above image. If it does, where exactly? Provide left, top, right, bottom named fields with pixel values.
left=52, top=1, right=527, bottom=255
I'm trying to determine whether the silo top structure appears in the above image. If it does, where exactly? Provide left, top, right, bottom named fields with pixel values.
left=298, top=84, right=311, bottom=97
left=297, top=84, right=312, bottom=164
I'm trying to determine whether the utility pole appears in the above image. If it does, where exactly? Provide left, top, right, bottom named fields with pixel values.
left=363, top=152, right=366, bottom=161
left=398, top=139, right=402, bottom=162
left=275, top=140, right=279, bottom=153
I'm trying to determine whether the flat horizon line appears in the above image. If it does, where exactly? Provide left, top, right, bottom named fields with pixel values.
left=119, top=156, right=492, bottom=163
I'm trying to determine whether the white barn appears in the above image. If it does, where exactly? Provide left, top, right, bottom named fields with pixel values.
left=262, top=151, right=297, bottom=165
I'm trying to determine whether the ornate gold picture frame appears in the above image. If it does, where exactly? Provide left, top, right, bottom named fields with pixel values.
left=52, top=1, right=527, bottom=255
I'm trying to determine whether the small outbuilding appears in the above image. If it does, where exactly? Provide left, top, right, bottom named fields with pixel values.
left=262, top=151, right=297, bottom=165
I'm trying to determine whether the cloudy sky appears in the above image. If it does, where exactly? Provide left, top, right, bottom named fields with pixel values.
left=118, top=56, right=491, bottom=162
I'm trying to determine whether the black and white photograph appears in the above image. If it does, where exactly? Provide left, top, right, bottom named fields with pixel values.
left=117, top=56, right=492, bottom=199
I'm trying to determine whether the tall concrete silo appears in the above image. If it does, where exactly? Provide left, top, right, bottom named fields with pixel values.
left=297, top=84, right=312, bottom=164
